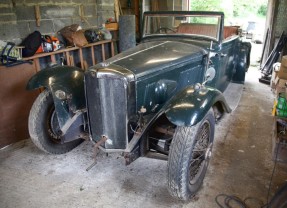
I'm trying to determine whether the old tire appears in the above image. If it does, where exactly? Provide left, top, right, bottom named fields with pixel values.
left=167, top=109, right=215, bottom=201
left=28, top=90, right=82, bottom=154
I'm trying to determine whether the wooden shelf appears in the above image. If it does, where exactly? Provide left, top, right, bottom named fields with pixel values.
left=22, top=40, right=116, bottom=61
left=21, top=39, right=116, bottom=72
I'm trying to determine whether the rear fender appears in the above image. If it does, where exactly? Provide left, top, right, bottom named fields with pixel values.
left=232, top=41, right=251, bottom=84
left=27, top=65, right=85, bottom=128
left=164, top=86, right=231, bottom=127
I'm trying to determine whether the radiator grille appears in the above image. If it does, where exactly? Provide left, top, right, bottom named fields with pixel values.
left=85, top=72, right=128, bottom=149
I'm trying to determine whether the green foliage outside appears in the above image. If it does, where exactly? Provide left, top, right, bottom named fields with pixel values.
left=189, top=0, right=268, bottom=24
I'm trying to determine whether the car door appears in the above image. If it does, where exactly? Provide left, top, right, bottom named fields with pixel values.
left=214, top=37, right=238, bottom=92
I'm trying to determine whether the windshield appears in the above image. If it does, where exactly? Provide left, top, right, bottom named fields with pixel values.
left=143, top=13, right=222, bottom=41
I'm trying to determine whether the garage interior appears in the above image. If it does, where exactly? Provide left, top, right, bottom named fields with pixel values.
left=1, top=0, right=287, bottom=207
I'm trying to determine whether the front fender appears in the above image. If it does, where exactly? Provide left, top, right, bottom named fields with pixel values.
left=27, top=65, right=85, bottom=128
left=164, top=86, right=231, bottom=126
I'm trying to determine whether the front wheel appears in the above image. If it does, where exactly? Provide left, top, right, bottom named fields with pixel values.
left=28, top=90, right=82, bottom=154
left=167, top=109, right=215, bottom=201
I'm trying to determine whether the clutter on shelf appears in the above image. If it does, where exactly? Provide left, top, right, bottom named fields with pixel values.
left=0, top=21, right=115, bottom=65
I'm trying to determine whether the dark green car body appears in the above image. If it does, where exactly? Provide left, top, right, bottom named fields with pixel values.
left=27, top=11, right=251, bottom=161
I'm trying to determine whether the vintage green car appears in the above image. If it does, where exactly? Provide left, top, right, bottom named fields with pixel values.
left=27, top=11, right=251, bottom=201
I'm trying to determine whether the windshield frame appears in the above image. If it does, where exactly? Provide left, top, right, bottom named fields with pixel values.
left=142, top=11, right=224, bottom=43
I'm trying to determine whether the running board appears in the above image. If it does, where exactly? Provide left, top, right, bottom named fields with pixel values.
left=223, top=83, right=244, bottom=111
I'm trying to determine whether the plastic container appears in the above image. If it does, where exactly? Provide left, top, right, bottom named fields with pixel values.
left=277, top=93, right=287, bottom=117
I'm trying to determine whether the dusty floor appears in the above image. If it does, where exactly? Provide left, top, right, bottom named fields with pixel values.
left=1, top=46, right=287, bottom=208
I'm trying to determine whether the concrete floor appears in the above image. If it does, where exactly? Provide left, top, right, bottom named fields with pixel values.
left=1, top=52, right=287, bottom=207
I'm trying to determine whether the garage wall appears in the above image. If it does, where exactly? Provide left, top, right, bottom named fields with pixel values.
left=0, top=0, right=115, bottom=44
left=264, top=0, right=287, bottom=59
left=273, top=0, right=287, bottom=37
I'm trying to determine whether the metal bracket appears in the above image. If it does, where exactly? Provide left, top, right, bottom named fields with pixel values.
left=86, top=136, right=108, bottom=171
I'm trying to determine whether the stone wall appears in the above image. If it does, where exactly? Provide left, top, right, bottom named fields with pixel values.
left=0, top=0, right=114, bottom=44
left=273, top=0, right=287, bottom=37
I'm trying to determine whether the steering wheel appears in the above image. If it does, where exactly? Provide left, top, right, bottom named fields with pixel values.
left=155, top=27, right=176, bottom=34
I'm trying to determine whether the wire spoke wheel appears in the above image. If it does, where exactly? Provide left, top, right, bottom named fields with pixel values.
left=189, top=121, right=212, bottom=185
left=167, top=109, right=215, bottom=201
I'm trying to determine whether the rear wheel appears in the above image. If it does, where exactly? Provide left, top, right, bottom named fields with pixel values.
left=28, top=90, right=82, bottom=154
left=167, top=110, right=215, bottom=201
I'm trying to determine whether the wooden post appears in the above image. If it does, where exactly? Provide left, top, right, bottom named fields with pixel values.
left=111, top=41, right=115, bottom=57
left=51, top=55, right=56, bottom=63
left=80, top=4, right=85, bottom=22
left=34, top=58, right=40, bottom=72
left=114, top=0, right=120, bottom=22
left=91, top=46, right=96, bottom=65
left=65, top=52, right=71, bottom=65
left=101, top=43, right=106, bottom=61
left=35, top=5, right=41, bottom=27
left=79, top=48, right=84, bottom=69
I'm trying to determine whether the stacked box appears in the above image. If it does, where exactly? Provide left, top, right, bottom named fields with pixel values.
left=271, top=57, right=287, bottom=97
left=278, top=56, right=287, bottom=79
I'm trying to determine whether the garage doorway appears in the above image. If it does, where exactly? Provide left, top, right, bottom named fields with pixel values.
left=142, top=0, right=269, bottom=67
left=187, top=0, right=268, bottom=66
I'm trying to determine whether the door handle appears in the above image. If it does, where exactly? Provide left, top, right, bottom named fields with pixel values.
left=215, top=53, right=227, bottom=57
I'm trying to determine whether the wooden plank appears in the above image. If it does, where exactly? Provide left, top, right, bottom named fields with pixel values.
left=22, top=40, right=113, bottom=61
left=83, top=60, right=88, bottom=70
left=69, top=56, right=75, bottom=66
left=34, top=5, right=41, bottom=27
left=34, top=58, right=40, bottom=72
left=65, top=52, right=70, bottom=65
left=51, top=54, right=56, bottom=63
left=111, top=41, right=115, bottom=57
left=79, top=48, right=84, bottom=69
left=0, top=64, right=39, bottom=148
left=102, top=43, right=106, bottom=61
left=91, top=46, right=96, bottom=65
left=135, top=0, right=140, bottom=33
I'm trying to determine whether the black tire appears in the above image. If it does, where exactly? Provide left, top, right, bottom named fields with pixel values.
left=28, top=90, right=82, bottom=154
left=269, top=182, right=287, bottom=208
left=167, top=110, right=215, bottom=201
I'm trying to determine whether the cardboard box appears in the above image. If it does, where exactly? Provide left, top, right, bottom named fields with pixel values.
left=275, top=77, right=287, bottom=87
left=272, top=117, right=287, bottom=163
left=278, top=56, right=287, bottom=79
left=270, top=70, right=278, bottom=88
left=272, top=77, right=287, bottom=95
left=275, top=86, right=286, bottom=95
